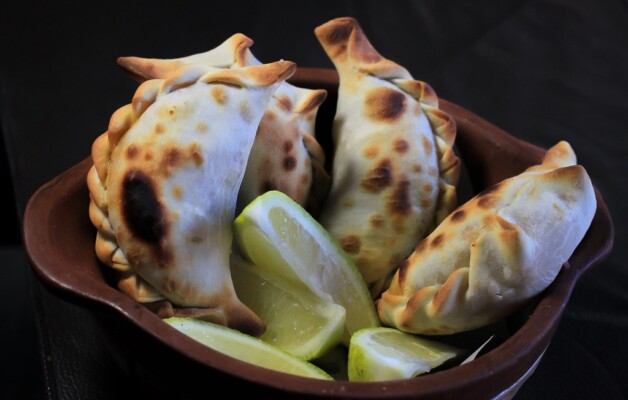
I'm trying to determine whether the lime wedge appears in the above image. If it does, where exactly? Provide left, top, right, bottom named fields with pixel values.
left=164, top=317, right=333, bottom=380
left=233, top=190, right=380, bottom=344
left=231, top=254, right=345, bottom=361
left=348, top=327, right=461, bottom=382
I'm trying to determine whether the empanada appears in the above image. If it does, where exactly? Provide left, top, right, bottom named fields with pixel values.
left=314, top=17, right=460, bottom=295
left=87, top=60, right=296, bottom=336
left=118, top=34, right=330, bottom=216
left=377, top=141, right=597, bottom=335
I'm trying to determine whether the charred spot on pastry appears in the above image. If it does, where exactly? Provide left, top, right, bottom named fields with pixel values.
left=431, top=233, right=444, bottom=248
left=393, top=139, right=409, bottom=153
left=154, top=122, right=165, bottom=135
left=188, top=143, right=204, bottom=166
left=211, top=86, right=227, bottom=104
left=388, top=179, right=412, bottom=215
left=362, top=159, right=393, bottom=192
left=283, top=140, right=294, bottom=153
left=340, top=234, right=361, bottom=254
left=160, top=147, right=182, bottom=175
left=126, top=145, right=139, bottom=160
left=369, top=214, right=385, bottom=228
left=365, top=88, right=406, bottom=122
left=421, top=136, right=433, bottom=155
left=122, top=170, right=167, bottom=245
left=277, top=95, right=292, bottom=112
left=423, top=182, right=433, bottom=193
left=171, top=185, right=183, bottom=200
left=283, top=156, right=297, bottom=171
left=477, top=195, right=496, bottom=209
left=167, top=147, right=182, bottom=164
left=450, top=209, right=466, bottom=222
left=324, top=22, right=352, bottom=45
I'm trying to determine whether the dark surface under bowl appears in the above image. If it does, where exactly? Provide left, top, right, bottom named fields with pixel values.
left=22, top=68, right=613, bottom=399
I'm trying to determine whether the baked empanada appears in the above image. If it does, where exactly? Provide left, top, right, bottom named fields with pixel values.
left=314, top=17, right=460, bottom=295
left=87, top=60, right=296, bottom=336
left=118, top=34, right=330, bottom=216
left=377, top=141, right=597, bottom=335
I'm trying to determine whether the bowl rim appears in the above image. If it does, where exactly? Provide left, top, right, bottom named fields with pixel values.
left=23, top=67, right=615, bottom=399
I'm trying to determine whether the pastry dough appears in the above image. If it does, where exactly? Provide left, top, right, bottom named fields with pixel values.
left=377, top=141, right=597, bottom=335
left=314, top=17, right=460, bottom=295
left=87, top=60, right=296, bottom=336
left=118, top=34, right=330, bottom=216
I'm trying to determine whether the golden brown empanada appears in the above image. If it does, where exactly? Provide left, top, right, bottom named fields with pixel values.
left=314, top=17, right=460, bottom=296
left=87, top=60, right=296, bottom=336
left=377, top=141, right=597, bottom=335
left=118, top=34, right=330, bottom=216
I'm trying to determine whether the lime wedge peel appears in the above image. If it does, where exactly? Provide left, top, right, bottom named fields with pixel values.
left=231, top=254, right=345, bottom=361
left=233, top=190, right=380, bottom=345
left=164, top=317, right=333, bottom=380
left=348, top=327, right=462, bottom=382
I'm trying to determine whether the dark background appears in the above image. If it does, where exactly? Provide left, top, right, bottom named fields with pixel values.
left=1, top=1, right=626, bottom=399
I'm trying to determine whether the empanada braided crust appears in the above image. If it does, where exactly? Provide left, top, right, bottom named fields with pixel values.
left=87, top=60, right=295, bottom=336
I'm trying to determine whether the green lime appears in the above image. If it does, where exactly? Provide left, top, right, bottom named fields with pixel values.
left=231, top=254, right=345, bottom=361
left=233, top=190, right=380, bottom=344
left=164, top=317, right=333, bottom=380
left=348, top=327, right=461, bottom=382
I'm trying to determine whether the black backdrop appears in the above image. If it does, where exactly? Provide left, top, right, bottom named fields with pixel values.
left=1, top=1, right=626, bottom=399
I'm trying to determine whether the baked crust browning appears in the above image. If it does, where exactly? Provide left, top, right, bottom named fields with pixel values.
left=118, top=34, right=330, bottom=218
left=87, top=61, right=295, bottom=336
left=377, top=142, right=597, bottom=334
left=315, top=17, right=460, bottom=296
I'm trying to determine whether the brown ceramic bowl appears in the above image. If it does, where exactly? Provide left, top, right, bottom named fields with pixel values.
left=23, top=68, right=614, bottom=399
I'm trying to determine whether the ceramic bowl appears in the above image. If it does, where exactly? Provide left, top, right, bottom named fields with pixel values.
left=23, top=67, right=614, bottom=399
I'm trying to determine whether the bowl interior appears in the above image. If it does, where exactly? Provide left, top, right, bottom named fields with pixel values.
left=23, top=68, right=614, bottom=399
